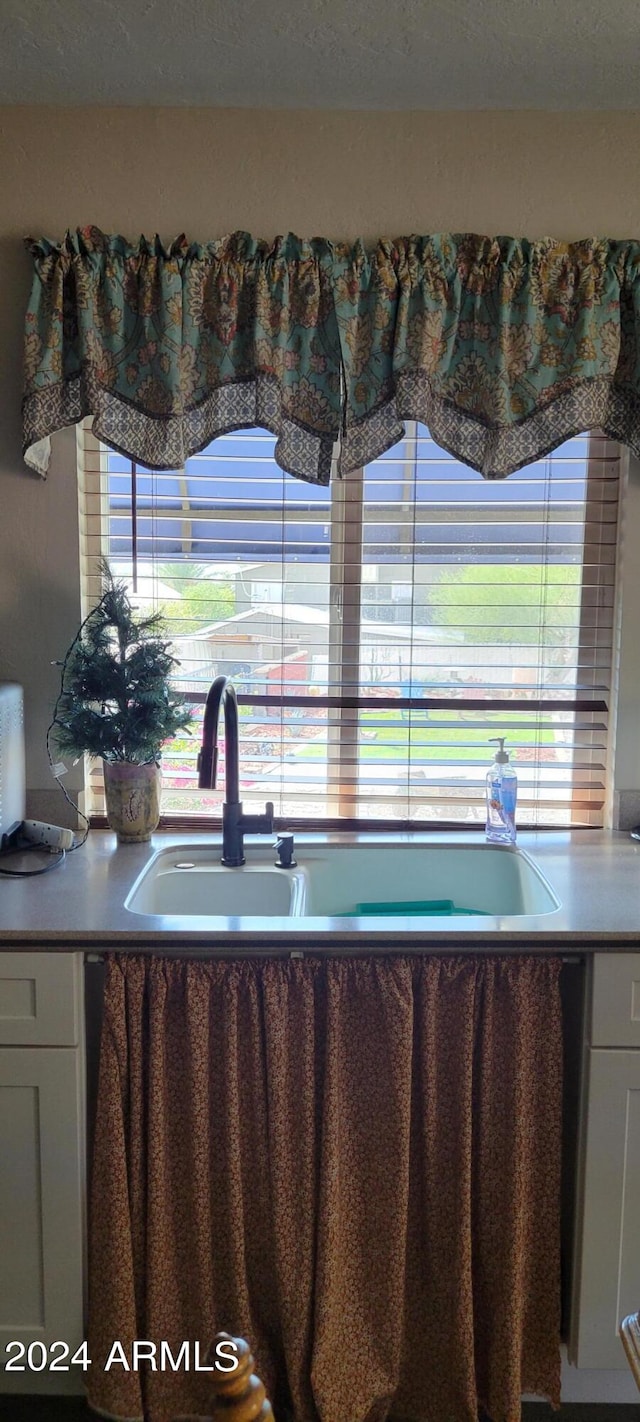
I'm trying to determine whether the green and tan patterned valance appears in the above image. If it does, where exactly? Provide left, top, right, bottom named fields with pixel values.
left=22, top=226, right=640, bottom=484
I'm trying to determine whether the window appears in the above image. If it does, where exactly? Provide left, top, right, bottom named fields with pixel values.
left=78, top=423, right=620, bottom=829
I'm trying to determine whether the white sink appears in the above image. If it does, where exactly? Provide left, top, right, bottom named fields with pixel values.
left=299, top=841, right=559, bottom=917
left=125, top=839, right=560, bottom=920
left=126, top=849, right=308, bottom=917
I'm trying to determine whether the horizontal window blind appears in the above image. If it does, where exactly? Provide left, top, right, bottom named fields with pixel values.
left=78, top=421, right=620, bottom=828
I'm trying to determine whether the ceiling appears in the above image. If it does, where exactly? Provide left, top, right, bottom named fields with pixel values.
left=1, top=0, right=639, bottom=109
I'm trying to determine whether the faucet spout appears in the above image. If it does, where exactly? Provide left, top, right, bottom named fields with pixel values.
left=198, top=675, right=240, bottom=804
left=197, top=675, right=273, bottom=867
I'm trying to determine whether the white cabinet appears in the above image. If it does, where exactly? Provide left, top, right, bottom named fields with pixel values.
left=591, top=953, right=640, bottom=1049
left=572, top=953, right=640, bottom=1369
left=573, top=1045, right=640, bottom=1367
left=0, top=953, right=85, bottom=1395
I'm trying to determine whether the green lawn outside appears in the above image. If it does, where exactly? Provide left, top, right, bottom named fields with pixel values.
left=297, top=716, right=557, bottom=764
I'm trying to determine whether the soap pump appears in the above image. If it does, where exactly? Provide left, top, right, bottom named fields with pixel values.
left=485, top=737, right=517, bottom=844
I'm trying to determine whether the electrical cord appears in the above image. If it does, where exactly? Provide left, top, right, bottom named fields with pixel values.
left=45, top=720, right=90, bottom=850
left=45, top=591, right=111, bottom=854
left=0, top=843, right=66, bottom=877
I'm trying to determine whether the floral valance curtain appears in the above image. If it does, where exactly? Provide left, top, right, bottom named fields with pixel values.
left=22, top=226, right=640, bottom=484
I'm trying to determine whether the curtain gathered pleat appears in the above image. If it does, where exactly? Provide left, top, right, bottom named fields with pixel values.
left=87, top=952, right=562, bottom=1422
left=23, top=229, right=342, bottom=484
left=23, top=227, right=640, bottom=483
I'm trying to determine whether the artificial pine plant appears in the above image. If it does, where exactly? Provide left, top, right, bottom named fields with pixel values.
left=52, top=562, right=193, bottom=765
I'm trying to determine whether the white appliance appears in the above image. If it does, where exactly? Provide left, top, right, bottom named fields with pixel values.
left=0, top=684, right=26, bottom=843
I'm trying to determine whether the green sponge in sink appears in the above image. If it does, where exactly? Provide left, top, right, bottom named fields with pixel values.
left=334, top=898, right=489, bottom=917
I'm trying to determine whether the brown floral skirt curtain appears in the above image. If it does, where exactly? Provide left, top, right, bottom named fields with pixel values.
left=87, top=953, right=563, bottom=1422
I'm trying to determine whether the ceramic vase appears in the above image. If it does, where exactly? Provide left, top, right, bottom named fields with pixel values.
left=102, top=760, right=161, bottom=843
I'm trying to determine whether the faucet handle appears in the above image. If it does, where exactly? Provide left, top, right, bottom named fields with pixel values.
left=237, top=801, right=274, bottom=838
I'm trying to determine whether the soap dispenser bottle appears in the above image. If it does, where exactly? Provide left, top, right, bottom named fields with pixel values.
left=485, top=737, right=517, bottom=844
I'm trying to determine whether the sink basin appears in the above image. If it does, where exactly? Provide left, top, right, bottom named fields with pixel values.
left=300, top=841, right=560, bottom=917
left=125, top=838, right=560, bottom=921
left=126, top=849, right=308, bottom=917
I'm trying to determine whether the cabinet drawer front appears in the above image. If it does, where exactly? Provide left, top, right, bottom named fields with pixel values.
left=592, top=954, right=640, bottom=1047
left=0, top=954, right=81, bottom=1046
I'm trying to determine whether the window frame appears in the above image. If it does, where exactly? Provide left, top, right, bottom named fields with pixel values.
left=78, top=421, right=619, bottom=833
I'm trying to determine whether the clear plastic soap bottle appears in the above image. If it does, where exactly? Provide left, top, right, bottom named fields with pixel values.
left=485, top=737, right=517, bottom=844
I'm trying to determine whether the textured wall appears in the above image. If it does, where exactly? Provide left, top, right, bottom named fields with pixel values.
left=2, top=106, right=640, bottom=801
left=3, top=0, right=640, bottom=110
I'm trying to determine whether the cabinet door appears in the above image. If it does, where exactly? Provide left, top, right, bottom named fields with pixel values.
left=574, top=1048, right=640, bottom=1369
left=591, top=954, right=640, bottom=1049
left=0, top=1048, right=85, bottom=1394
left=0, top=953, right=81, bottom=1046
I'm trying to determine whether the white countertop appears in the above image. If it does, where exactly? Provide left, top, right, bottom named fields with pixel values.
left=0, top=827, right=639, bottom=952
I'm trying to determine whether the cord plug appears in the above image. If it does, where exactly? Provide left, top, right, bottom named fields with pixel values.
left=0, top=823, right=23, bottom=853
